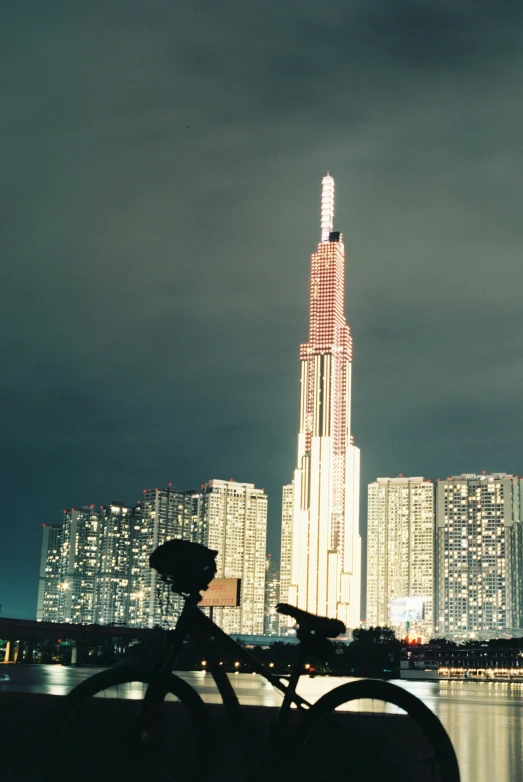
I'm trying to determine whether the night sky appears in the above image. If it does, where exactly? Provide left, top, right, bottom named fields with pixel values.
left=2, top=1, right=523, bottom=619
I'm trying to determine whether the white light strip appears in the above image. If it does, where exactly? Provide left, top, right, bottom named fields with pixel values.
left=321, top=173, right=335, bottom=242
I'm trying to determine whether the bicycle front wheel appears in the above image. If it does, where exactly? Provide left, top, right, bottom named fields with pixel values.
left=51, top=665, right=213, bottom=782
left=299, top=679, right=460, bottom=782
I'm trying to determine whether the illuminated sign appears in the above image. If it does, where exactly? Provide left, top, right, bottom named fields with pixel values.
left=199, top=578, right=241, bottom=607
left=390, top=598, right=425, bottom=623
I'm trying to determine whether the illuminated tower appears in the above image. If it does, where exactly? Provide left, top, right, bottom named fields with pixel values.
left=282, top=174, right=361, bottom=627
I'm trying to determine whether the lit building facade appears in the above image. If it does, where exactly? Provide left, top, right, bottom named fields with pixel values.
left=38, top=479, right=270, bottom=632
left=201, top=479, right=267, bottom=635
left=278, top=483, right=294, bottom=633
left=133, top=487, right=200, bottom=628
left=94, top=502, right=135, bottom=626
left=60, top=506, right=102, bottom=623
left=37, top=524, right=63, bottom=622
left=264, top=554, right=280, bottom=636
left=37, top=488, right=203, bottom=628
left=283, top=174, right=361, bottom=627
left=367, top=477, right=435, bottom=639
left=436, top=473, right=523, bottom=638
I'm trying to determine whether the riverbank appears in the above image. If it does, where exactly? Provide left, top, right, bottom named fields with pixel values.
left=0, top=691, right=439, bottom=782
left=3, top=667, right=523, bottom=781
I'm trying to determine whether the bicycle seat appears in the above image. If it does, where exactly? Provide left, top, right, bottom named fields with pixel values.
left=276, top=603, right=345, bottom=638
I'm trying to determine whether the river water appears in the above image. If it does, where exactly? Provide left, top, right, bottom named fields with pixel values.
left=1, top=665, right=522, bottom=782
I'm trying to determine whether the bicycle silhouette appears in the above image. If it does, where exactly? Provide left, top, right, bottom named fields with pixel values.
left=51, top=540, right=460, bottom=782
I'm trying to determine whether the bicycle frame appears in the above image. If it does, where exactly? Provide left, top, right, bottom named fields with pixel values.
left=139, top=594, right=313, bottom=740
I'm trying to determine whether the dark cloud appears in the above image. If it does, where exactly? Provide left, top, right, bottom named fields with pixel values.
left=1, top=1, right=523, bottom=616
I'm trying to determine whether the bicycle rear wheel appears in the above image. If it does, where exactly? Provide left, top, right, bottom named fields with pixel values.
left=299, top=679, right=460, bottom=782
left=50, top=665, right=213, bottom=782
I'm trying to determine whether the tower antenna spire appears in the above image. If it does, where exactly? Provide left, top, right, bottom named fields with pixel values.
left=321, top=172, right=335, bottom=242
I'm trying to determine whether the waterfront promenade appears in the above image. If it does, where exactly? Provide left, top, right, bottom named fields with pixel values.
left=1, top=666, right=523, bottom=781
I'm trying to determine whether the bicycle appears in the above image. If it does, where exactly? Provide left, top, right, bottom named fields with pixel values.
left=50, top=540, right=460, bottom=782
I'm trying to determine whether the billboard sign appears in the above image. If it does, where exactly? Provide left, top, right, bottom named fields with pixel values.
left=390, top=598, right=425, bottom=623
left=199, top=578, right=241, bottom=607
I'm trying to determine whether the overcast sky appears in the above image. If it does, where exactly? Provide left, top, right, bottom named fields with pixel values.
left=2, top=1, right=523, bottom=618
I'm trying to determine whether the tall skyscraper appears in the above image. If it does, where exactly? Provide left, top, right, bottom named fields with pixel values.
left=200, top=479, right=267, bottom=635
left=436, top=473, right=523, bottom=638
left=367, top=477, right=435, bottom=639
left=282, top=174, right=361, bottom=627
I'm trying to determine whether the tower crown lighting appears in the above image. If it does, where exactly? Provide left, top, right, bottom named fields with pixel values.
left=320, top=173, right=335, bottom=242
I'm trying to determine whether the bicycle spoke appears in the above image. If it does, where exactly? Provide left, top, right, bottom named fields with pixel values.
left=53, top=670, right=212, bottom=782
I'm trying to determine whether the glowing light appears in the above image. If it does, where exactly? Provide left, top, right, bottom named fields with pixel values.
left=320, top=173, right=335, bottom=242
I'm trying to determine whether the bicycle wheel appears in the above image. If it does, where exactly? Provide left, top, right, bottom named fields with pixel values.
left=50, top=665, right=213, bottom=782
left=298, top=679, right=460, bottom=782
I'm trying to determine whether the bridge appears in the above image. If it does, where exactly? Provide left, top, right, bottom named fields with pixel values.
left=0, top=616, right=158, bottom=664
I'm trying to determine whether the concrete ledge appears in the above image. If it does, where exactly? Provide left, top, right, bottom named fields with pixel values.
left=0, top=692, right=442, bottom=782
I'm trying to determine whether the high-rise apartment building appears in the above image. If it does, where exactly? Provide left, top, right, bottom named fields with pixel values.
left=38, top=480, right=269, bottom=632
left=367, top=477, right=435, bottom=639
left=37, top=524, right=63, bottom=622
left=282, top=174, right=361, bottom=627
left=278, top=484, right=294, bottom=632
left=133, top=487, right=201, bottom=628
left=200, top=479, right=267, bottom=635
left=436, top=473, right=523, bottom=638
left=264, top=554, right=280, bottom=636
left=38, top=487, right=203, bottom=628
left=94, top=502, right=135, bottom=626
left=60, top=506, right=102, bottom=623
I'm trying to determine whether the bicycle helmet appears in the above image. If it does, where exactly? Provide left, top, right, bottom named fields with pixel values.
left=149, top=539, right=218, bottom=596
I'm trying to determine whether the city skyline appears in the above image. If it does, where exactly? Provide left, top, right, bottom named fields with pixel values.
left=3, top=3, right=523, bottom=621
left=37, top=479, right=267, bottom=636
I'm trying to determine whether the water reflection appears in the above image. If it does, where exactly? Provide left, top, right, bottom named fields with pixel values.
left=434, top=681, right=523, bottom=782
